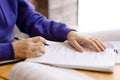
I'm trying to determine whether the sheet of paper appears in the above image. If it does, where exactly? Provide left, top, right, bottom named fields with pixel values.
left=9, top=62, right=96, bottom=80
left=104, top=41, right=120, bottom=64
left=116, top=54, right=120, bottom=64
left=26, top=41, right=116, bottom=72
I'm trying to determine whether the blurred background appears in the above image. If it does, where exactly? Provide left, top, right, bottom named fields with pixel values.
left=14, top=0, right=78, bottom=38
left=78, top=0, right=120, bottom=32
left=14, top=0, right=120, bottom=38
left=29, top=0, right=78, bottom=27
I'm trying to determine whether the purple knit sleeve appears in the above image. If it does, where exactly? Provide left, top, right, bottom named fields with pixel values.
left=0, top=43, right=14, bottom=61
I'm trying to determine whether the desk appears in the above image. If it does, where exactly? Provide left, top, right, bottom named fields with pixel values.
left=79, top=64, right=120, bottom=80
left=0, top=63, right=120, bottom=80
left=0, top=64, right=14, bottom=80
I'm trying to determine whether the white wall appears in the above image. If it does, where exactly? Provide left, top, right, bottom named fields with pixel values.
left=78, top=0, right=120, bottom=32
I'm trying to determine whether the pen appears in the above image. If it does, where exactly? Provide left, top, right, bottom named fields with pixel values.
left=45, top=43, right=49, bottom=46
left=14, top=37, right=23, bottom=40
left=14, top=37, right=49, bottom=46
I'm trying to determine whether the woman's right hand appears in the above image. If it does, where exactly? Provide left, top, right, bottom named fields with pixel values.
left=12, top=36, right=46, bottom=59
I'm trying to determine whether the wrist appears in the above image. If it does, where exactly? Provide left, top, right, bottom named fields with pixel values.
left=67, top=31, right=76, bottom=40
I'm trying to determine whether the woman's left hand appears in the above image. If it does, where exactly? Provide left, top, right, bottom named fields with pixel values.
left=67, top=31, right=106, bottom=52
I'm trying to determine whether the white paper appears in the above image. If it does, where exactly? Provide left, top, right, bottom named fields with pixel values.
left=104, top=41, right=120, bottom=64
left=9, top=62, right=96, bottom=80
left=26, top=41, right=116, bottom=72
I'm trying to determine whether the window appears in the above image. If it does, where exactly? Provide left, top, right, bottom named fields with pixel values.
left=78, top=0, right=120, bottom=32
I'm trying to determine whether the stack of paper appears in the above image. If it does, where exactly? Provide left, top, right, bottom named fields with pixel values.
left=9, top=41, right=120, bottom=80
left=26, top=41, right=117, bottom=72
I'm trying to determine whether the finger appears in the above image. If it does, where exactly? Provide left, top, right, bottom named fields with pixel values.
left=94, top=38, right=106, bottom=49
left=33, top=42, right=45, bottom=47
left=32, top=47, right=45, bottom=57
left=86, top=40, right=101, bottom=52
left=34, top=52, right=44, bottom=57
left=31, top=45, right=45, bottom=53
left=26, top=51, right=44, bottom=58
left=90, top=38, right=105, bottom=51
left=31, top=36, right=46, bottom=44
left=27, top=52, right=43, bottom=58
left=69, top=40, right=84, bottom=52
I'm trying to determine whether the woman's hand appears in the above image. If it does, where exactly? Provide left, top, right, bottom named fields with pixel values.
left=67, top=31, right=106, bottom=52
left=12, top=36, right=46, bottom=59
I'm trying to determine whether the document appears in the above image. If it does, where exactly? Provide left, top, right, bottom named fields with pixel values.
left=104, top=41, right=120, bottom=64
left=9, top=62, right=96, bottom=80
left=26, top=41, right=117, bottom=72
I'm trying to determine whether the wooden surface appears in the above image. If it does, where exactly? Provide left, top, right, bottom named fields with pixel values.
left=0, top=63, right=120, bottom=80
left=79, top=64, right=120, bottom=80
left=0, top=64, right=14, bottom=80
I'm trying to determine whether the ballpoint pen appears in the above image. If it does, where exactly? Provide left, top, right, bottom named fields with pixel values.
left=14, top=37, right=49, bottom=46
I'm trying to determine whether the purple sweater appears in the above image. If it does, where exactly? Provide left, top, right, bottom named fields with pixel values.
left=0, top=0, right=74, bottom=61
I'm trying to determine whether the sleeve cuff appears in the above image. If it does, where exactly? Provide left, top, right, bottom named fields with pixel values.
left=0, top=43, right=14, bottom=61
left=56, top=23, right=76, bottom=41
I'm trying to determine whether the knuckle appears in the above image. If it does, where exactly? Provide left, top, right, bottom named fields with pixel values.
left=26, top=38, right=31, bottom=42
left=39, top=36, right=46, bottom=41
left=89, top=40, right=94, bottom=45
left=38, top=36, right=43, bottom=40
